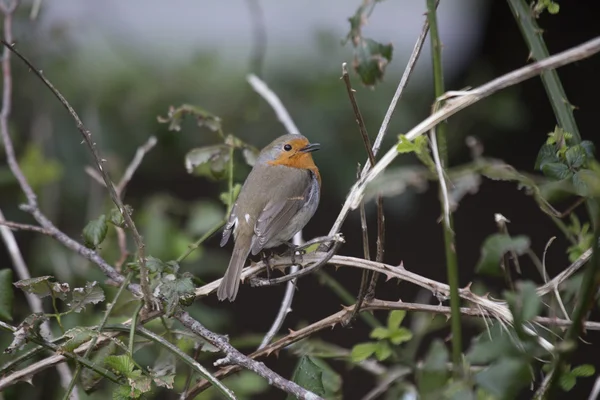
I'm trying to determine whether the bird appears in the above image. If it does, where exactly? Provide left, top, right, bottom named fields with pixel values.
left=217, top=133, right=321, bottom=301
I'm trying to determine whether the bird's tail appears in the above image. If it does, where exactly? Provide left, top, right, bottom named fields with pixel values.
left=217, top=238, right=251, bottom=302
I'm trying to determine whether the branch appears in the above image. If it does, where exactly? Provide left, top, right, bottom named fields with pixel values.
left=0, top=40, right=156, bottom=310
left=0, top=219, right=51, bottom=234
left=345, top=36, right=600, bottom=213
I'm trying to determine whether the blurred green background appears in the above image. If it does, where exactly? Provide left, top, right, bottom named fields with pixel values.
left=1, top=0, right=600, bottom=398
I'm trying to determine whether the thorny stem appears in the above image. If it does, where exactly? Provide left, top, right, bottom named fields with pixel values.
left=426, top=0, right=462, bottom=375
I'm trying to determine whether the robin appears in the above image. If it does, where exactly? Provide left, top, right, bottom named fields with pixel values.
left=217, top=133, right=321, bottom=301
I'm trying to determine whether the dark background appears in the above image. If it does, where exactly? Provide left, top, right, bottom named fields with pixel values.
left=1, top=1, right=600, bottom=399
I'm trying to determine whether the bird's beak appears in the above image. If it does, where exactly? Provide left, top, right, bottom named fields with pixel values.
left=299, top=143, right=320, bottom=153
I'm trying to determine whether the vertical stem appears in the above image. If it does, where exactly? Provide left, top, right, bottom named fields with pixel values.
left=426, top=0, right=462, bottom=375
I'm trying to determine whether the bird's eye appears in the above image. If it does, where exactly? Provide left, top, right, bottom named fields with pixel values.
left=283, top=144, right=292, bottom=151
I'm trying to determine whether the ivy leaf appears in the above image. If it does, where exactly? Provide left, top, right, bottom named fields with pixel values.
left=417, top=340, right=449, bottom=397
left=542, top=162, right=572, bottom=181
left=350, top=342, right=378, bottom=362
left=105, top=354, right=136, bottom=377
left=475, top=234, right=530, bottom=276
left=157, top=104, right=222, bottom=132
left=184, top=145, right=231, bottom=180
left=5, top=313, right=48, bottom=353
left=475, top=358, right=530, bottom=399
left=68, top=281, right=105, bottom=313
left=83, top=215, right=108, bottom=249
left=14, top=276, right=54, bottom=298
left=0, top=269, right=14, bottom=321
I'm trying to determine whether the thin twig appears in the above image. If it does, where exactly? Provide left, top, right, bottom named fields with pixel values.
left=246, top=73, right=303, bottom=350
left=0, top=219, right=51, bottom=234
left=1, top=40, right=156, bottom=311
left=115, top=136, right=157, bottom=195
left=327, top=4, right=432, bottom=239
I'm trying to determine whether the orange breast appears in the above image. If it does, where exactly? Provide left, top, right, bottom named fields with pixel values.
left=268, top=153, right=321, bottom=186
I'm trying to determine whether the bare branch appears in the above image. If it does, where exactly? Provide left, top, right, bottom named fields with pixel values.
left=0, top=219, right=51, bottom=234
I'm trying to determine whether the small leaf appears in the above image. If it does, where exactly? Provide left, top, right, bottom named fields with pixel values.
left=242, top=147, right=259, bottom=167
left=573, top=169, right=600, bottom=197
left=353, top=39, right=394, bottom=87
left=60, top=327, right=96, bottom=352
left=565, top=145, right=587, bottom=169
left=374, top=341, right=392, bottom=361
left=14, top=276, right=54, bottom=298
left=153, top=374, right=175, bottom=389
left=475, top=234, right=530, bottom=276
left=475, top=358, right=530, bottom=399
left=389, top=328, right=413, bottom=345
left=287, top=356, right=326, bottom=399
left=559, top=374, right=576, bottom=391
left=129, top=375, right=152, bottom=394
left=542, top=162, right=572, bottom=181
left=51, top=282, right=70, bottom=301
left=504, top=281, right=541, bottom=323
left=0, top=269, right=14, bottom=321
left=535, top=144, right=559, bottom=170
left=83, top=215, right=108, bottom=249
left=157, top=104, right=222, bottom=132
left=369, top=327, right=389, bottom=340
left=184, top=145, right=231, bottom=180
left=350, top=342, right=377, bottom=362
left=157, top=273, right=196, bottom=316
left=68, top=281, right=105, bottom=313
left=571, top=364, right=595, bottom=377
left=107, top=206, right=132, bottom=228
left=105, top=354, right=135, bottom=377
left=220, top=183, right=241, bottom=208
left=580, top=141, right=595, bottom=159
left=387, top=310, right=406, bottom=330
left=5, top=313, right=48, bottom=353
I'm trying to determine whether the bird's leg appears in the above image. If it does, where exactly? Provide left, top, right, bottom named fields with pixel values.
left=262, top=251, right=272, bottom=280
left=282, top=242, right=304, bottom=265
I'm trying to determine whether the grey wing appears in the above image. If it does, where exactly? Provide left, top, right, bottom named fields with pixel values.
left=220, top=203, right=237, bottom=247
left=250, top=176, right=311, bottom=255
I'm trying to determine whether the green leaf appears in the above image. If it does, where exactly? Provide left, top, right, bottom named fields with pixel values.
left=185, top=145, right=231, bottom=180
left=68, top=281, right=105, bottom=313
left=504, top=281, right=541, bottom=323
left=145, top=256, right=179, bottom=274
left=51, top=282, right=70, bottom=301
left=580, top=141, right=595, bottom=158
left=220, top=183, right=241, bottom=208
left=242, top=147, right=259, bottom=167
left=60, top=327, right=96, bottom=352
left=573, top=169, right=600, bottom=197
left=0, top=269, right=13, bottom=321
left=81, top=341, right=117, bottom=393
left=475, top=358, right=530, bottom=399
left=107, top=206, right=132, bottom=228
left=308, top=357, right=342, bottom=398
left=287, top=356, right=326, bottom=399
left=417, top=340, right=450, bottom=397
left=535, top=144, right=559, bottom=170
left=397, top=135, right=427, bottom=154
left=157, top=104, right=222, bottom=132
left=475, top=234, right=530, bottom=276
left=105, top=354, right=136, bottom=377
left=467, top=324, right=516, bottom=364
left=387, top=310, right=406, bottom=329
left=547, top=2, right=560, bottom=13
left=129, top=374, right=152, bottom=394
left=369, top=327, right=390, bottom=340
left=353, top=38, right=394, bottom=87
left=157, top=273, right=196, bottom=316
left=83, top=215, right=108, bottom=249
left=374, top=341, right=392, bottom=361
left=565, top=145, right=587, bottom=169
left=542, top=162, right=572, bottom=180
left=559, top=374, right=576, bottom=391
left=350, top=342, right=377, bottom=362
left=13, top=275, right=54, bottom=298
left=571, top=364, right=595, bottom=377
left=389, top=328, right=413, bottom=345
left=5, top=313, right=48, bottom=353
